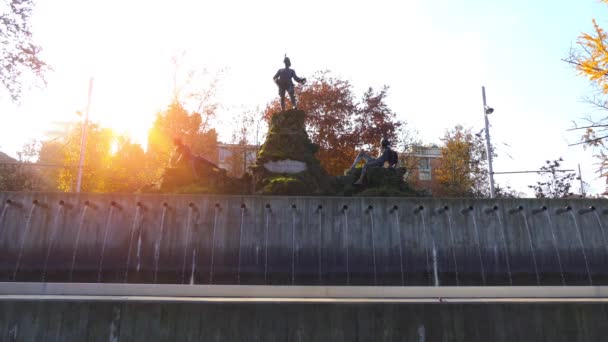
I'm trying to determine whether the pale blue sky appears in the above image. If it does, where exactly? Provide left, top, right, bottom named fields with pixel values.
left=0, top=0, right=606, bottom=195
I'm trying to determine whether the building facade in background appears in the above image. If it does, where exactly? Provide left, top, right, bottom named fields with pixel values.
left=217, top=143, right=258, bottom=177
left=400, top=145, right=442, bottom=194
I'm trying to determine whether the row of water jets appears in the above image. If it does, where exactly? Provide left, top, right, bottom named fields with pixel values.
left=0, top=198, right=605, bottom=286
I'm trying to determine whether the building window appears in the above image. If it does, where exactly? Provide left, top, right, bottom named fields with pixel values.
left=418, top=158, right=430, bottom=171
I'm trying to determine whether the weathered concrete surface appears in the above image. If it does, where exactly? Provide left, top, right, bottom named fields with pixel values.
left=1, top=192, right=608, bottom=285
left=1, top=300, right=608, bottom=341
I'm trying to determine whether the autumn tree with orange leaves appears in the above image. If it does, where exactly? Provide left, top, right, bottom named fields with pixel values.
left=565, top=0, right=608, bottom=187
left=264, top=71, right=406, bottom=175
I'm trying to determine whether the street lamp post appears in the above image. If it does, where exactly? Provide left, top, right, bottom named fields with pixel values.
left=76, top=78, right=93, bottom=193
left=482, top=86, right=496, bottom=198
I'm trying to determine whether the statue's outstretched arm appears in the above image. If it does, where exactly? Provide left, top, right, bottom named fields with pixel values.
left=293, top=70, right=306, bottom=84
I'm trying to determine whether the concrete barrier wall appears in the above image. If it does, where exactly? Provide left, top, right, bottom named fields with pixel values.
left=1, top=300, right=608, bottom=341
left=1, top=192, right=608, bottom=285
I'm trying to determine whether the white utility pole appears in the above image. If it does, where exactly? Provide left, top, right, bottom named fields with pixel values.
left=76, top=78, right=93, bottom=193
left=482, top=86, right=496, bottom=198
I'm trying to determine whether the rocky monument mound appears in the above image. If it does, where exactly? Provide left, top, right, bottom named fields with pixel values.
left=252, top=109, right=332, bottom=195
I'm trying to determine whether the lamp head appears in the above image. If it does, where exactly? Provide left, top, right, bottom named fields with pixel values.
left=485, top=106, right=494, bottom=115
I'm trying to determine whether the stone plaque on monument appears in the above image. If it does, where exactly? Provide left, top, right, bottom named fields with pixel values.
left=263, top=159, right=308, bottom=174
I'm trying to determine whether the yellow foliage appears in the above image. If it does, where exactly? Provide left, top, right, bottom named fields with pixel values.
left=38, top=123, right=149, bottom=193
left=432, top=126, right=489, bottom=197
left=575, top=19, right=608, bottom=94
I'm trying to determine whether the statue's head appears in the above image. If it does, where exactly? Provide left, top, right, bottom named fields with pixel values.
left=380, top=138, right=390, bottom=148
left=283, top=55, right=291, bottom=68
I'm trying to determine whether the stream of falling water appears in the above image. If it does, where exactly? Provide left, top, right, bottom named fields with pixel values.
left=432, top=246, right=439, bottom=287
left=237, top=207, right=245, bottom=284
left=97, top=206, right=115, bottom=282
left=0, top=203, right=9, bottom=231
left=153, top=206, right=167, bottom=284
left=41, top=205, right=63, bottom=282
left=393, top=212, right=405, bottom=286
left=69, top=205, right=88, bottom=281
left=124, top=206, right=141, bottom=282
left=264, top=208, right=270, bottom=283
left=13, top=203, right=36, bottom=280
left=343, top=209, right=350, bottom=285
left=369, top=210, right=377, bottom=285
left=209, top=206, right=219, bottom=284
left=291, top=209, right=297, bottom=285
left=136, top=230, right=142, bottom=273
left=190, top=248, right=196, bottom=285
left=181, top=207, right=194, bottom=284
left=446, top=213, right=459, bottom=286
left=470, top=216, right=486, bottom=286
left=318, top=211, right=323, bottom=283
left=570, top=211, right=593, bottom=285
left=496, top=213, right=513, bottom=285
left=419, top=214, right=433, bottom=286
left=593, top=211, right=608, bottom=260
left=521, top=213, right=542, bottom=285
left=543, top=212, right=565, bottom=286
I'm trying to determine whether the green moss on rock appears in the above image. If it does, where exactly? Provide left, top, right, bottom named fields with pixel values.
left=261, top=175, right=309, bottom=195
left=253, top=109, right=332, bottom=195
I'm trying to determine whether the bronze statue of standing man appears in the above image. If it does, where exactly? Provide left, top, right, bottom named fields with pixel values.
left=273, top=55, right=306, bottom=111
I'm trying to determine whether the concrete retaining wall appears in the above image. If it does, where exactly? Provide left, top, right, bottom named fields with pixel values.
left=1, top=300, right=608, bottom=341
left=1, top=192, right=608, bottom=285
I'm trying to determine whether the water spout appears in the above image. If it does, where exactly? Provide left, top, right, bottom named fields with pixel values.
left=508, top=206, right=524, bottom=215
left=555, top=206, right=572, bottom=215
left=484, top=205, right=498, bottom=214
left=578, top=206, right=596, bottom=215
left=532, top=206, right=547, bottom=215
left=435, top=206, right=449, bottom=215
left=460, top=206, right=474, bottom=215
